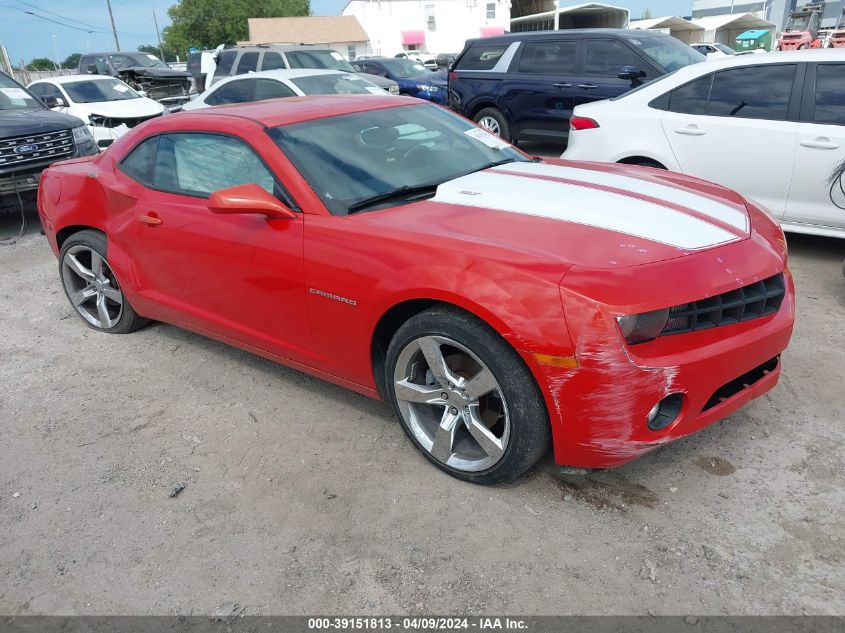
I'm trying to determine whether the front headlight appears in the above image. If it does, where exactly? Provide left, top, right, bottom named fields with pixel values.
left=72, top=125, right=94, bottom=144
left=616, top=309, right=669, bottom=345
left=388, top=85, right=400, bottom=94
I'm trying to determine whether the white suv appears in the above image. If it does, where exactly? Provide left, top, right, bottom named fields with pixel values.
left=563, top=50, right=845, bottom=239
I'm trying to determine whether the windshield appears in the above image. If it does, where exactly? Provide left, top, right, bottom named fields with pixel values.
left=0, top=73, right=41, bottom=110
left=286, top=50, right=355, bottom=72
left=108, top=53, right=168, bottom=70
left=380, top=59, right=428, bottom=78
left=787, top=15, right=811, bottom=30
left=290, top=74, right=379, bottom=95
left=714, top=43, right=736, bottom=54
left=627, top=36, right=704, bottom=72
left=64, top=78, right=140, bottom=103
left=269, top=104, right=528, bottom=215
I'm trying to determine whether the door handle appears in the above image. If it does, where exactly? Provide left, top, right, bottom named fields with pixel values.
left=578, top=83, right=598, bottom=90
left=800, top=138, right=839, bottom=149
left=138, top=214, right=162, bottom=226
left=674, top=126, right=707, bottom=136
left=552, top=82, right=572, bottom=88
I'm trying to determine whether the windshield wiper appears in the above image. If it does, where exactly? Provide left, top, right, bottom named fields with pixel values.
left=347, top=183, right=440, bottom=214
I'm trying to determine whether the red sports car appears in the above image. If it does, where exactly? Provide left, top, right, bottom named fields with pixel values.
left=37, top=96, right=795, bottom=484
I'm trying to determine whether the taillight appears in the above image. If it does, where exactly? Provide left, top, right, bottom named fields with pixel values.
left=448, top=71, right=457, bottom=82
left=569, top=116, right=599, bottom=131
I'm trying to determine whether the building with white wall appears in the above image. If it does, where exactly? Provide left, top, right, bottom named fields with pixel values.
left=342, top=0, right=511, bottom=56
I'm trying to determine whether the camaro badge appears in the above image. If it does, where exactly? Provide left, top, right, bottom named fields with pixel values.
left=309, top=287, right=357, bottom=306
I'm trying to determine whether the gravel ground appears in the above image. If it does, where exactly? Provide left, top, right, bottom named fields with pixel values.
left=0, top=204, right=843, bottom=617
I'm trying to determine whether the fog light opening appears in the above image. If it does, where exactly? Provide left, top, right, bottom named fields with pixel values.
left=647, top=393, right=684, bottom=432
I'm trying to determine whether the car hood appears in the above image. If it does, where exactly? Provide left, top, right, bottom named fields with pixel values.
left=0, top=108, right=85, bottom=136
left=116, top=66, right=190, bottom=79
left=410, top=70, right=447, bottom=87
left=354, top=72, right=397, bottom=89
left=357, top=159, right=752, bottom=270
left=77, top=98, right=165, bottom=118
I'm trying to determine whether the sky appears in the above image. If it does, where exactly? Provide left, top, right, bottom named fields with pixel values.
left=0, top=0, right=691, bottom=65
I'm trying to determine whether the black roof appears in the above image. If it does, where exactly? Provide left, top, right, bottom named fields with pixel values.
left=464, top=28, right=670, bottom=46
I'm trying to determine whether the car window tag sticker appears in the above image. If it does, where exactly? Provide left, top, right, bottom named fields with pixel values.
left=0, top=87, right=29, bottom=103
left=465, top=127, right=509, bottom=150
left=331, top=52, right=345, bottom=61
left=113, top=84, right=129, bottom=92
left=365, top=87, right=386, bottom=94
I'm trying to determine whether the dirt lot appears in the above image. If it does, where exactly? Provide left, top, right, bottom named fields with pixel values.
left=0, top=205, right=843, bottom=617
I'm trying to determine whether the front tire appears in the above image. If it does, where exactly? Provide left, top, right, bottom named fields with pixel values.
left=473, top=107, right=512, bottom=142
left=385, top=306, right=549, bottom=484
left=59, top=230, right=148, bottom=334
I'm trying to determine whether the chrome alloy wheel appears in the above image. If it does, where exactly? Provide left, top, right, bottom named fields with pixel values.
left=61, top=245, right=123, bottom=329
left=393, top=335, right=510, bottom=472
left=476, top=116, right=501, bottom=136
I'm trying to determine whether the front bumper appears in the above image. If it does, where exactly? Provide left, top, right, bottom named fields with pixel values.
left=527, top=268, right=795, bottom=470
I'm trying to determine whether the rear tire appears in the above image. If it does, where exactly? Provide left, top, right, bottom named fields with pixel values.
left=385, top=306, right=550, bottom=485
left=473, top=107, right=512, bottom=142
left=59, top=230, right=149, bottom=334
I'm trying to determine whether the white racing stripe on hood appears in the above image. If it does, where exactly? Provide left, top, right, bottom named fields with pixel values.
left=495, top=162, right=749, bottom=233
left=431, top=171, right=740, bottom=250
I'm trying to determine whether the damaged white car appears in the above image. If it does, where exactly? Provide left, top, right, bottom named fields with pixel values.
left=27, top=75, right=165, bottom=150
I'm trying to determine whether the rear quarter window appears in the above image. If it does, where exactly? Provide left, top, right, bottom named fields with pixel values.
left=814, top=64, right=845, bottom=126
left=214, top=50, right=237, bottom=78
left=455, top=45, right=507, bottom=70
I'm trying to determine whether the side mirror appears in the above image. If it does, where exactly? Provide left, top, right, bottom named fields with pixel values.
left=42, top=95, right=66, bottom=108
left=207, top=183, right=296, bottom=220
left=87, top=64, right=98, bottom=74
left=618, top=65, right=646, bottom=81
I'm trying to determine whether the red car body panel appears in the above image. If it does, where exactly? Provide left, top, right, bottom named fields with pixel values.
left=37, top=96, right=795, bottom=469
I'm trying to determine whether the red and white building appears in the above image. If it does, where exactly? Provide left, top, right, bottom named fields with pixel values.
left=342, top=0, right=511, bottom=56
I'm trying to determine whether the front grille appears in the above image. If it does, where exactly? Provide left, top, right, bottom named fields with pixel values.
left=0, top=129, right=74, bottom=170
left=703, top=356, right=779, bottom=411
left=661, top=273, right=785, bottom=337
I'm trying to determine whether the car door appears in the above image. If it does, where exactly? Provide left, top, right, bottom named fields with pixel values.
left=501, top=39, right=580, bottom=141
left=659, top=63, right=800, bottom=218
left=204, top=78, right=258, bottom=106
left=785, top=62, right=845, bottom=231
left=576, top=39, right=656, bottom=108
left=112, top=131, right=310, bottom=360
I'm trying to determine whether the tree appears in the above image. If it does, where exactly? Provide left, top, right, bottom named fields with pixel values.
left=27, top=57, right=55, bottom=71
left=138, top=44, right=175, bottom=63
left=641, top=7, right=653, bottom=19
left=63, top=53, right=81, bottom=69
left=162, top=0, right=310, bottom=57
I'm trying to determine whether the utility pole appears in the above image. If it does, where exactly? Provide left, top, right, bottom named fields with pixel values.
left=105, top=0, right=120, bottom=51
left=153, top=9, right=165, bottom=61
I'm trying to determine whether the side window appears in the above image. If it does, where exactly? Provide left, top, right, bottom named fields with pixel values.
left=94, top=55, right=110, bottom=74
left=260, top=52, right=285, bottom=71
left=79, top=56, right=93, bottom=72
left=708, top=64, right=795, bottom=121
left=214, top=50, right=237, bottom=79
left=153, top=133, right=277, bottom=198
left=668, top=74, right=712, bottom=115
left=455, top=45, right=507, bottom=71
left=584, top=40, right=646, bottom=77
left=518, top=41, right=577, bottom=74
left=255, top=78, right=296, bottom=101
left=118, top=136, right=159, bottom=187
left=205, top=79, right=256, bottom=106
left=235, top=52, right=259, bottom=75
left=28, top=83, right=46, bottom=98
left=365, top=63, right=387, bottom=77
left=814, top=64, right=845, bottom=126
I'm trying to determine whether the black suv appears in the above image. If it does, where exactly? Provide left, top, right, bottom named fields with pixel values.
left=0, top=71, right=97, bottom=210
left=448, top=29, right=704, bottom=143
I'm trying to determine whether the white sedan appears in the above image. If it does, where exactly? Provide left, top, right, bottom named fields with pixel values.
left=27, top=75, right=165, bottom=149
left=182, top=69, right=388, bottom=111
left=563, top=50, right=845, bottom=239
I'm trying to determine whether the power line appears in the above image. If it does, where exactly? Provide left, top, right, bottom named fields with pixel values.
left=13, top=0, right=111, bottom=31
left=6, top=1, right=153, bottom=38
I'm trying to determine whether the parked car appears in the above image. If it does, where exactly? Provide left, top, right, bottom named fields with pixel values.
left=436, top=52, right=458, bottom=68
left=395, top=51, right=438, bottom=71
left=27, top=75, right=165, bottom=149
left=182, top=69, right=388, bottom=111
left=78, top=52, right=193, bottom=106
left=691, top=42, right=737, bottom=58
left=38, top=95, right=794, bottom=484
left=352, top=58, right=447, bottom=103
left=449, top=29, right=705, bottom=143
left=0, top=71, right=96, bottom=210
left=563, top=50, right=845, bottom=239
left=208, top=44, right=399, bottom=95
